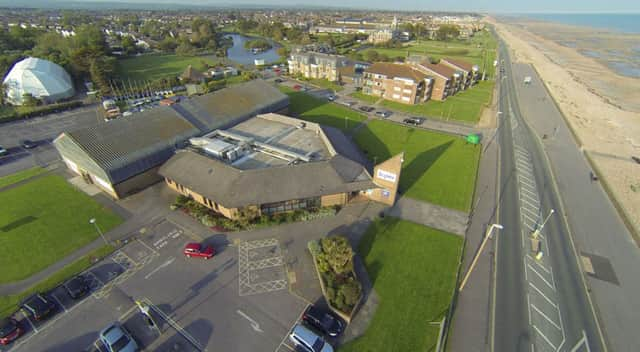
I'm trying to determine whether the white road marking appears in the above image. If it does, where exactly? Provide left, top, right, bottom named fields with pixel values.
left=521, top=196, right=540, bottom=210
left=533, top=325, right=558, bottom=349
left=520, top=186, right=539, bottom=199
left=141, top=297, right=205, bottom=351
left=528, top=264, right=555, bottom=290
left=531, top=304, right=561, bottom=330
left=527, top=294, right=532, bottom=325
left=51, top=294, right=68, bottom=313
left=529, top=283, right=558, bottom=308
left=137, top=238, right=159, bottom=255
left=527, top=255, right=551, bottom=274
left=236, top=309, right=264, bottom=333
left=144, top=257, right=175, bottom=279
left=25, top=315, right=38, bottom=333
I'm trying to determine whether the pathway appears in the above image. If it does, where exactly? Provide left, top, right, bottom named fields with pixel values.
left=385, top=196, right=469, bottom=236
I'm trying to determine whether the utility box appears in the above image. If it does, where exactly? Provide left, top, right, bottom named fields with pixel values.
left=466, top=134, right=480, bottom=145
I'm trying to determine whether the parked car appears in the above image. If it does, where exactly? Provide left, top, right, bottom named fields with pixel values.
left=632, top=156, right=640, bottom=164
left=302, top=305, right=344, bottom=337
left=21, top=293, right=55, bottom=321
left=0, top=145, right=7, bottom=156
left=0, top=318, right=23, bottom=345
left=289, top=323, right=333, bottom=352
left=358, top=106, right=374, bottom=112
left=375, top=110, right=392, bottom=118
left=293, top=84, right=303, bottom=91
left=274, top=78, right=284, bottom=83
left=21, top=139, right=37, bottom=149
left=63, top=275, right=90, bottom=299
left=99, top=322, right=139, bottom=352
left=183, top=243, right=215, bottom=259
left=327, top=94, right=336, bottom=101
left=403, top=117, right=425, bottom=125
left=339, top=101, right=356, bottom=107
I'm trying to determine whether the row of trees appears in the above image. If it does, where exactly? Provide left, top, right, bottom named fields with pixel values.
left=236, top=19, right=312, bottom=45
left=400, top=23, right=462, bottom=41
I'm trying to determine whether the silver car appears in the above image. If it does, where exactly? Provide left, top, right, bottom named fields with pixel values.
left=99, top=323, right=139, bottom=352
left=289, top=323, right=334, bottom=352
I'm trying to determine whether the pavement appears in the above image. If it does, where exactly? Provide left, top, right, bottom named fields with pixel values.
left=492, top=39, right=604, bottom=352
left=385, top=196, right=469, bottom=236
left=510, top=62, right=640, bottom=352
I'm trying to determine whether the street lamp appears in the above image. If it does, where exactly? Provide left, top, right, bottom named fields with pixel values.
left=459, top=223, right=504, bottom=291
left=89, top=218, right=109, bottom=246
left=531, top=209, right=555, bottom=239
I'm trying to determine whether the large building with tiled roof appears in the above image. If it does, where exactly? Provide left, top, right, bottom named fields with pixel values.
left=362, top=62, right=432, bottom=105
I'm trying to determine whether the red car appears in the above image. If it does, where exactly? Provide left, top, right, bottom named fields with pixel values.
left=293, top=84, right=302, bottom=91
left=183, top=243, right=215, bottom=259
left=0, top=318, right=23, bottom=345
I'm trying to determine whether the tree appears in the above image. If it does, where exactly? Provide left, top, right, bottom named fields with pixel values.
left=158, top=37, right=178, bottom=52
left=176, top=40, right=195, bottom=56
left=436, top=24, right=460, bottom=41
left=320, top=236, right=354, bottom=275
left=121, top=36, right=137, bottom=56
left=277, top=47, right=290, bottom=58
left=22, top=93, right=39, bottom=107
left=365, top=50, right=379, bottom=62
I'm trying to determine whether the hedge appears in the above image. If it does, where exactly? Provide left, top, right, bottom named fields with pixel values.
left=0, top=101, right=84, bottom=123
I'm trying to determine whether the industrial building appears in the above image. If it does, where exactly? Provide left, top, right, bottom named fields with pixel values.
left=159, top=113, right=404, bottom=220
left=53, top=80, right=289, bottom=199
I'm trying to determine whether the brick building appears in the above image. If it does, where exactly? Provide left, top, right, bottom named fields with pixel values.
left=362, top=62, right=432, bottom=105
left=287, top=51, right=349, bottom=82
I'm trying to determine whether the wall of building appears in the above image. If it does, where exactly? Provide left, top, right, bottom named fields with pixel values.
left=113, top=166, right=163, bottom=199
left=381, top=79, right=420, bottom=105
left=430, top=76, right=450, bottom=101
left=367, top=153, right=404, bottom=206
left=320, top=193, right=348, bottom=207
left=164, top=178, right=245, bottom=219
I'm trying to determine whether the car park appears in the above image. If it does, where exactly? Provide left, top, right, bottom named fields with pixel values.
left=0, top=145, right=7, bottom=156
left=0, top=318, right=23, bottom=345
left=302, top=305, right=344, bottom=337
left=375, top=110, right=392, bottom=118
left=21, top=139, right=37, bottom=149
left=289, top=323, right=334, bottom=352
left=99, top=322, right=139, bottom=352
left=21, top=293, right=55, bottom=321
left=358, top=106, right=374, bottom=112
left=403, top=117, right=425, bottom=125
left=63, top=275, right=90, bottom=299
left=183, top=242, right=215, bottom=259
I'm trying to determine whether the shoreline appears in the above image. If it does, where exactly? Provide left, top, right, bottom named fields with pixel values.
left=487, top=16, right=640, bottom=237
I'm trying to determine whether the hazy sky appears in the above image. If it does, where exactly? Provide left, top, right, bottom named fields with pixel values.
left=93, top=0, right=640, bottom=13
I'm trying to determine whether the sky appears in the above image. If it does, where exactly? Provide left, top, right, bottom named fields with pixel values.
left=78, top=0, right=640, bottom=13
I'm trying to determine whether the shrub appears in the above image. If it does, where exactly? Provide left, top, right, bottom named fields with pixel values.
left=320, top=236, right=354, bottom=275
left=307, top=240, right=322, bottom=257
left=338, top=279, right=362, bottom=307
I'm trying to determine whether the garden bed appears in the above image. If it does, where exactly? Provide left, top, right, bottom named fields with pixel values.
left=172, top=195, right=338, bottom=231
left=308, top=236, right=363, bottom=322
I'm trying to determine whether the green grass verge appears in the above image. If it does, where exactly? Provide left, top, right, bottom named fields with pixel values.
left=279, top=86, right=367, bottom=131
left=339, top=218, right=463, bottom=352
left=0, top=167, right=48, bottom=189
left=0, top=175, right=123, bottom=284
left=355, top=120, right=480, bottom=211
left=0, top=244, right=115, bottom=318
left=349, top=91, right=380, bottom=104
left=115, top=54, right=219, bottom=81
left=380, top=80, right=495, bottom=123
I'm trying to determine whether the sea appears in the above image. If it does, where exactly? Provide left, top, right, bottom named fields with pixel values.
left=524, top=13, right=640, bottom=34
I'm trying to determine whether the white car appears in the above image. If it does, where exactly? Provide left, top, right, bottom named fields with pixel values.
left=327, top=94, right=336, bottom=101
left=0, top=145, right=7, bottom=156
left=289, top=324, right=333, bottom=352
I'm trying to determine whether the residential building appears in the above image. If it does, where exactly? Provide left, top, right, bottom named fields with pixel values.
left=411, top=61, right=460, bottom=100
left=159, top=113, right=404, bottom=220
left=362, top=62, right=431, bottom=105
left=337, top=62, right=369, bottom=88
left=440, top=58, right=480, bottom=89
left=367, top=29, right=397, bottom=44
left=53, top=80, right=289, bottom=199
left=288, top=51, right=349, bottom=82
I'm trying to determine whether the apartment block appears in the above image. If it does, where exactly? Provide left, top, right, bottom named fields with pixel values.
left=410, top=61, right=460, bottom=100
left=362, top=62, right=431, bottom=105
left=440, top=58, right=480, bottom=89
left=288, top=51, right=349, bottom=82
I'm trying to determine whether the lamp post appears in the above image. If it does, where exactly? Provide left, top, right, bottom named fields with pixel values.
left=89, top=218, right=109, bottom=246
left=459, top=223, right=503, bottom=291
left=531, top=209, right=555, bottom=239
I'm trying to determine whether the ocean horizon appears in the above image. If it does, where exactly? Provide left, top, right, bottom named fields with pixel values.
left=523, top=13, right=640, bottom=34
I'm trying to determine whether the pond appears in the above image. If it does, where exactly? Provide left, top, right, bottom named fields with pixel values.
left=225, top=34, right=281, bottom=66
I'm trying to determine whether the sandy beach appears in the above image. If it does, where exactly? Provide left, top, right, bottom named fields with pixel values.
left=487, top=17, right=640, bottom=236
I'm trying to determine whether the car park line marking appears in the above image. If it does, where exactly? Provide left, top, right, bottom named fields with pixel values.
left=275, top=305, right=309, bottom=352
left=144, top=257, right=175, bottom=279
left=51, top=294, right=68, bottom=313
left=236, top=309, right=264, bottom=333
left=117, top=250, right=138, bottom=266
left=533, top=325, right=558, bottom=350
left=529, top=283, right=558, bottom=309
left=137, top=238, right=159, bottom=255
left=527, top=264, right=555, bottom=290
left=24, top=315, right=38, bottom=333
left=141, top=297, right=205, bottom=351
left=523, top=256, right=529, bottom=280
left=527, top=294, right=532, bottom=325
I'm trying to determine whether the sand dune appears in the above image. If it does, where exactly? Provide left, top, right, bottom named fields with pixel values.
left=487, top=17, right=640, bottom=235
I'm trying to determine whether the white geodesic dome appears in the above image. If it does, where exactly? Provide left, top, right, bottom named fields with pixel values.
left=3, top=57, right=75, bottom=105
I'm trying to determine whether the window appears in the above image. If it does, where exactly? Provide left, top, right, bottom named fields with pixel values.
left=261, top=197, right=320, bottom=214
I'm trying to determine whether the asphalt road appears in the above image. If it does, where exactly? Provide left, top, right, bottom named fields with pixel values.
left=493, top=39, right=603, bottom=352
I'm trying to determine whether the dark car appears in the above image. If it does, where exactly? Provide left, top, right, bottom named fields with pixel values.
left=302, top=305, right=344, bottom=337
left=21, top=293, right=55, bottom=321
left=632, top=156, right=640, bottom=164
left=21, top=140, right=37, bottom=149
left=375, top=110, right=392, bottom=118
left=63, top=275, right=90, bottom=299
left=0, top=318, right=23, bottom=345
left=403, top=117, right=425, bottom=125
left=274, top=78, right=284, bottom=83
left=358, top=106, right=374, bottom=112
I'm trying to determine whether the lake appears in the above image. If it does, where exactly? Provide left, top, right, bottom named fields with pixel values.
left=225, top=34, right=281, bottom=65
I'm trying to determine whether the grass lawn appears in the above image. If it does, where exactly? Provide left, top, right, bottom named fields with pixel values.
left=355, top=120, right=480, bottom=211
left=279, top=86, right=367, bottom=131
left=0, top=167, right=47, bottom=189
left=0, top=175, right=123, bottom=284
left=116, top=54, right=218, bottom=81
left=349, top=91, right=380, bottom=104
left=0, top=244, right=114, bottom=318
left=339, top=218, right=463, bottom=352
left=381, top=80, right=495, bottom=124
